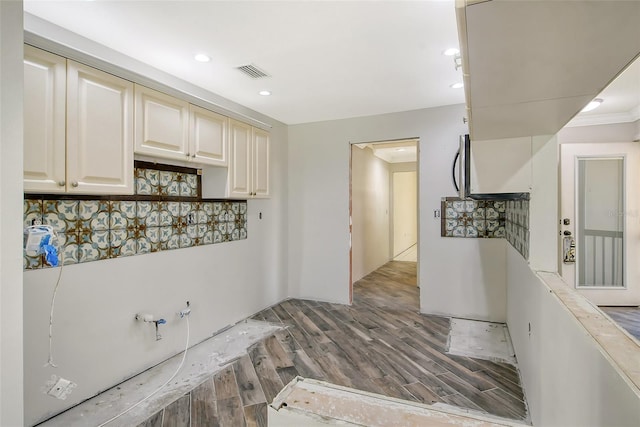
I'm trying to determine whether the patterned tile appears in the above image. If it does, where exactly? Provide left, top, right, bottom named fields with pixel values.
left=79, top=200, right=110, bottom=231
left=137, top=201, right=160, bottom=228
left=78, top=230, right=109, bottom=263
left=137, top=226, right=160, bottom=254
left=24, top=253, right=42, bottom=270
left=179, top=173, right=198, bottom=197
left=24, top=199, right=43, bottom=228
left=110, top=228, right=137, bottom=258
left=159, top=170, right=180, bottom=196
left=159, top=226, right=179, bottom=250
left=24, top=164, right=248, bottom=270
left=43, top=200, right=79, bottom=233
left=110, top=201, right=137, bottom=230
left=200, top=224, right=213, bottom=245
left=135, top=168, right=160, bottom=195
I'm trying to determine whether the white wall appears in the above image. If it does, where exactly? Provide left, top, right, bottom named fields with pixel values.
left=0, top=1, right=24, bottom=426
left=392, top=171, right=417, bottom=257
left=506, top=246, right=640, bottom=427
left=351, top=146, right=390, bottom=282
left=288, top=105, right=508, bottom=322
left=559, top=120, right=640, bottom=144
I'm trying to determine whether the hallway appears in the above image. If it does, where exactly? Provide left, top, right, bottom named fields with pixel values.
left=129, top=261, right=527, bottom=426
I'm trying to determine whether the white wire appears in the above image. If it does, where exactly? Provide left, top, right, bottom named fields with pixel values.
left=28, top=225, right=63, bottom=368
left=97, top=316, right=191, bottom=427
left=44, top=252, right=64, bottom=368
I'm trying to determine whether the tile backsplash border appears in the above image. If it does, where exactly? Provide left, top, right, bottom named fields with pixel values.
left=24, top=161, right=247, bottom=270
left=441, top=194, right=530, bottom=260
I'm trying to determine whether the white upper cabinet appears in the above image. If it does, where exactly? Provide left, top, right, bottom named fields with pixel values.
left=189, top=104, right=228, bottom=166
left=66, top=61, right=134, bottom=194
left=134, top=84, right=189, bottom=160
left=228, top=119, right=252, bottom=197
left=24, top=47, right=134, bottom=195
left=252, top=127, right=270, bottom=198
left=227, top=119, right=270, bottom=199
left=23, top=45, right=67, bottom=193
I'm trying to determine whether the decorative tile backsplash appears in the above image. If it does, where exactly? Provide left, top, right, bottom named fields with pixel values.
left=441, top=199, right=506, bottom=238
left=441, top=196, right=530, bottom=260
left=505, top=199, right=530, bottom=260
left=24, top=162, right=246, bottom=270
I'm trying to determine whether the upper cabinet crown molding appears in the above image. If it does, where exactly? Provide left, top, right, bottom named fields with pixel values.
left=456, top=0, right=640, bottom=141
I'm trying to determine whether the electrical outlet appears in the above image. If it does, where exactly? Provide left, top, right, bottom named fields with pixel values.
left=47, top=377, right=75, bottom=400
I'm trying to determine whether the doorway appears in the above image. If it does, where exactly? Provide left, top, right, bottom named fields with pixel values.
left=559, top=142, right=640, bottom=306
left=349, top=138, right=419, bottom=304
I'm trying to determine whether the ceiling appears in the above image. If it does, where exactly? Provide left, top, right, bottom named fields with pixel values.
left=457, top=0, right=640, bottom=140
left=24, top=0, right=466, bottom=125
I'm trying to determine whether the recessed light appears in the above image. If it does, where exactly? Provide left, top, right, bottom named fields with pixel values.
left=395, top=148, right=406, bottom=152
left=443, top=48, right=460, bottom=56
left=450, top=82, right=464, bottom=89
left=259, top=90, right=271, bottom=96
left=194, top=54, right=210, bottom=63
left=581, top=98, right=603, bottom=112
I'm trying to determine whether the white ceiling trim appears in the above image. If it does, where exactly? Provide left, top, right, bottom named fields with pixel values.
left=565, top=106, right=640, bottom=128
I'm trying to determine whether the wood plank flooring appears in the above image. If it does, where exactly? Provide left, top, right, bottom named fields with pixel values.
left=601, top=306, right=640, bottom=341
left=137, top=261, right=528, bottom=426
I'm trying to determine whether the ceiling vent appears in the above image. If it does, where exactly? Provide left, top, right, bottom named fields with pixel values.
left=236, top=64, right=270, bottom=79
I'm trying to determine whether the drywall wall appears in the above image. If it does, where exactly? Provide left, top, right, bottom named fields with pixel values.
left=559, top=120, right=639, bottom=144
left=0, top=1, right=25, bottom=425
left=506, top=246, right=640, bottom=426
left=392, top=171, right=417, bottom=257
left=529, top=134, right=558, bottom=272
left=351, top=145, right=390, bottom=282
left=288, top=105, right=508, bottom=322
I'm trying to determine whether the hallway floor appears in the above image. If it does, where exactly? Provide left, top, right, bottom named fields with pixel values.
left=133, top=260, right=527, bottom=426
left=600, top=306, right=640, bottom=342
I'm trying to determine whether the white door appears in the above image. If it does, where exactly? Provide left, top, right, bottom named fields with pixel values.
left=560, top=143, right=640, bottom=305
left=66, top=61, right=134, bottom=194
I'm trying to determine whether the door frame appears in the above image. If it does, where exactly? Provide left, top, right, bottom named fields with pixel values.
left=348, top=138, right=420, bottom=305
left=559, top=142, right=640, bottom=306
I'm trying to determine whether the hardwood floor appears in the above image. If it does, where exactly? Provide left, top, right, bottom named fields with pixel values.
left=601, top=306, right=640, bottom=341
left=138, top=261, right=528, bottom=426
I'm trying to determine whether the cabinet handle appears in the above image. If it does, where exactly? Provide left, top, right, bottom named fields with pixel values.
left=57, top=180, right=66, bottom=187
left=191, top=154, right=196, bottom=158
left=71, top=182, right=79, bottom=188
left=186, top=152, right=190, bottom=157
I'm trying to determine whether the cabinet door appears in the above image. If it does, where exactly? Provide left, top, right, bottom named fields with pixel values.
left=252, top=128, right=270, bottom=198
left=189, top=105, right=228, bottom=166
left=228, top=119, right=252, bottom=198
left=23, top=46, right=67, bottom=193
left=134, top=85, right=189, bottom=160
left=66, top=61, right=134, bottom=194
